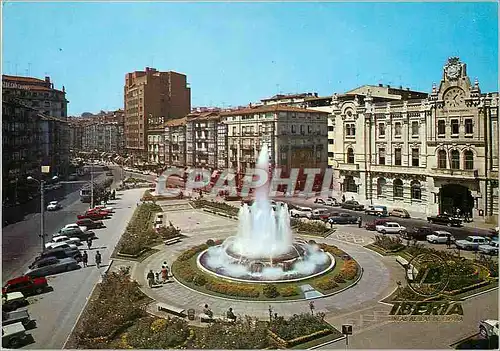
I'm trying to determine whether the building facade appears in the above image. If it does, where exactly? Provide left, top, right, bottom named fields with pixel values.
left=220, top=105, right=329, bottom=177
left=329, top=57, right=499, bottom=223
left=164, top=117, right=187, bottom=167
left=124, top=67, right=191, bottom=160
left=147, top=115, right=166, bottom=165
left=185, top=112, right=221, bottom=170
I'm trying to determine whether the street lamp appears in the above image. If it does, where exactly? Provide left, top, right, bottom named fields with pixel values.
left=27, top=175, right=58, bottom=251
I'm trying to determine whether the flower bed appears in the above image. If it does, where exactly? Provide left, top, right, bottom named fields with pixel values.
left=371, top=235, right=405, bottom=252
left=269, top=313, right=334, bottom=347
left=191, top=199, right=240, bottom=217
left=205, top=280, right=261, bottom=298
left=294, top=221, right=331, bottom=236
left=116, top=203, right=163, bottom=256
left=141, top=189, right=184, bottom=201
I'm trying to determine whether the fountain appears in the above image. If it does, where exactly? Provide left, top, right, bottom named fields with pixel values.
left=197, top=144, right=334, bottom=283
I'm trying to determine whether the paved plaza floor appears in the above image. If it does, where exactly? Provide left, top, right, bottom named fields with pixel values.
left=108, top=200, right=405, bottom=327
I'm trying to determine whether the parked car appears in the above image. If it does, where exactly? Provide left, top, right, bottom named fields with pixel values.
left=403, top=226, right=434, bottom=241
left=30, top=248, right=82, bottom=268
left=77, top=212, right=107, bottom=221
left=478, top=240, right=499, bottom=255
left=87, top=208, right=111, bottom=217
left=289, top=206, right=313, bottom=218
left=93, top=205, right=114, bottom=213
left=25, top=257, right=80, bottom=278
left=76, top=218, right=105, bottom=229
left=375, top=222, right=406, bottom=234
left=314, top=198, right=338, bottom=206
left=390, top=208, right=410, bottom=218
left=60, top=223, right=87, bottom=233
left=365, top=218, right=390, bottom=231
left=340, top=200, right=364, bottom=211
left=455, top=236, right=488, bottom=250
left=365, top=205, right=388, bottom=217
left=427, top=214, right=462, bottom=227
left=2, top=322, right=31, bottom=348
left=327, top=213, right=358, bottom=224
left=48, top=242, right=78, bottom=251
left=45, top=235, right=82, bottom=249
left=58, top=228, right=96, bottom=242
left=2, top=309, right=34, bottom=328
left=426, top=231, right=455, bottom=244
left=46, top=201, right=61, bottom=211
left=310, top=208, right=331, bottom=220
left=479, top=319, right=499, bottom=339
left=2, top=292, right=29, bottom=312
left=2, top=276, right=48, bottom=296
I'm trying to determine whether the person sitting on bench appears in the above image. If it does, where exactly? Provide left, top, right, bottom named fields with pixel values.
left=203, top=304, right=213, bottom=318
left=226, top=307, right=237, bottom=322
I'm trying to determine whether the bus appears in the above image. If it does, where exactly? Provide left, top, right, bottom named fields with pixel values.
left=80, top=186, right=92, bottom=203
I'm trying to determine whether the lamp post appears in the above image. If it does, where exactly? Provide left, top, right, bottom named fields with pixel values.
left=27, top=175, right=58, bottom=251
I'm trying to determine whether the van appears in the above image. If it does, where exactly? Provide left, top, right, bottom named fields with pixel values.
left=365, top=205, right=388, bottom=217
left=310, top=208, right=330, bottom=220
left=289, top=206, right=313, bottom=218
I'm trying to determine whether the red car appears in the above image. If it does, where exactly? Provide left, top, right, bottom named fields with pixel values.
left=76, top=218, right=105, bottom=229
left=2, top=275, right=49, bottom=296
left=87, top=209, right=110, bottom=216
left=365, top=218, right=390, bottom=231
left=77, top=212, right=106, bottom=220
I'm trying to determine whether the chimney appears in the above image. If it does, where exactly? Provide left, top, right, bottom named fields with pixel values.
left=378, top=83, right=383, bottom=87
left=399, top=85, right=403, bottom=89
left=406, top=87, right=410, bottom=91
left=387, top=85, right=391, bottom=88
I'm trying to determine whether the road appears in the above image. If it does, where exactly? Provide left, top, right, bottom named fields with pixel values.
left=114, top=168, right=493, bottom=240
left=321, top=289, right=498, bottom=349
left=2, top=166, right=109, bottom=283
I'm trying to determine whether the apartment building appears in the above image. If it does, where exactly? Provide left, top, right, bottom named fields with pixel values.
left=328, top=57, right=499, bottom=223
left=185, top=112, right=221, bottom=170
left=220, top=105, right=329, bottom=178
left=124, top=67, right=191, bottom=161
left=164, top=117, right=187, bottom=167
left=147, top=115, right=165, bottom=165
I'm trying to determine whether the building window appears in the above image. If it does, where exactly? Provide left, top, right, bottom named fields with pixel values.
left=411, top=148, right=419, bottom=167
left=328, top=126, right=334, bottom=131
left=411, top=180, right=421, bottom=200
left=378, top=148, right=386, bottom=165
left=346, top=123, right=356, bottom=137
left=393, top=179, right=404, bottom=199
left=344, top=176, right=357, bottom=193
left=232, top=127, right=236, bottom=135
left=378, top=123, right=385, bottom=137
left=291, top=125, right=296, bottom=134
left=438, top=120, right=446, bottom=136
left=328, top=139, right=334, bottom=144
left=411, top=121, right=419, bottom=136
left=465, top=119, right=473, bottom=135
left=347, top=148, right=354, bottom=164
left=438, top=150, right=447, bottom=168
left=394, top=148, right=402, bottom=166
left=394, top=122, right=402, bottom=137
left=451, top=119, right=459, bottom=135
left=451, top=150, right=460, bottom=169
left=464, top=150, right=474, bottom=170
left=377, top=178, right=386, bottom=198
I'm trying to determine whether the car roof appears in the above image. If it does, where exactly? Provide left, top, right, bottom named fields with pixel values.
left=6, top=276, right=31, bottom=285
left=50, top=201, right=58, bottom=204
left=385, top=222, right=400, bottom=225
left=466, top=236, right=486, bottom=239
left=434, top=231, right=451, bottom=235
left=52, top=235, right=69, bottom=240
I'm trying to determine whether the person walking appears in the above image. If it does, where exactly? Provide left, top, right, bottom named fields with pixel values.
left=87, top=238, right=93, bottom=250
left=147, top=270, right=155, bottom=288
left=161, top=265, right=168, bottom=283
left=95, top=251, right=102, bottom=269
left=446, top=235, right=451, bottom=249
left=82, top=251, right=88, bottom=268
left=342, top=194, right=346, bottom=203
left=203, top=304, right=213, bottom=318
left=226, top=307, right=236, bottom=322
left=357, top=216, right=362, bottom=228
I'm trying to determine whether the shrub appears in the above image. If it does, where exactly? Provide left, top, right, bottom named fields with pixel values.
left=157, top=225, right=181, bottom=240
left=339, top=259, right=359, bottom=280
left=125, top=317, right=191, bottom=349
left=205, top=281, right=260, bottom=298
left=314, top=277, right=338, bottom=291
left=263, top=284, right=280, bottom=298
left=279, top=286, right=300, bottom=297
left=206, top=239, right=216, bottom=247
left=373, top=235, right=405, bottom=251
left=175, top=263, right=197, bottom=283
left=177, top=244, right=209, bottom=261
left=193, top=274, right=207, bottom=286
left=270, top=313, right=331, bottom=341
left=318, top=243, right=345, bottom=257
left=295, top=221, right=330, bottom=234
left=333, top=274, right=345, bottom=283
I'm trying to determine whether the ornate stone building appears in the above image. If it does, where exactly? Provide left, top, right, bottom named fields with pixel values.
left=329, top=58, right=498, bottom=223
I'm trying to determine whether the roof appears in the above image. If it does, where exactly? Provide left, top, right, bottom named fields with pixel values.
left=261, top=92, right=317, bottom=101
left=219, top=105, right=328, bottom=116
left=186, top=111, right=220, bottom=121
left=165, top=117, right=187, bottom=127
left=3, top=74, right=45, bottom=83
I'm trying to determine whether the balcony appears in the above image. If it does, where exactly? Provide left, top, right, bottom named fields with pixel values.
left=431, top=168, right=478, bottom=179
left=336, top=163, right=359, bottom=171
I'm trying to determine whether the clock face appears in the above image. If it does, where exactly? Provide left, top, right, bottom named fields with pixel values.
left=444, top=88, right=465, bottom=108
left=446, top=64, right=461, bottom=80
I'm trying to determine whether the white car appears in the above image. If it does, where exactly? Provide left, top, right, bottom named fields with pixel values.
left=478, top=240, right=499, bottom=255
left=479, top=319, right=498, bottom=339
left=375, top=222, right=406, bottom=234
left=61, top=224, right=87, bottom=232
left=455, top=236, right=488, bottom=250
left=48, top=242, right=78, bottom=251
left=289, top=206, right=313, bottom=218
left=426, top=231, right=455, bottom=244
left=45, top=235, right=81, bottom=249
left=46, top=201, right=61, bottom=211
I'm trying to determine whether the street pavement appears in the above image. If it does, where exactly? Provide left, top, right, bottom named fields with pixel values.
left=320, top=289, right=498, bottom=349
left=23, top=188, right=145, bottom=349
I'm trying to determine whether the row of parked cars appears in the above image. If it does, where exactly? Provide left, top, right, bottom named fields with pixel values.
left=2, top=204, right=115, bottom=348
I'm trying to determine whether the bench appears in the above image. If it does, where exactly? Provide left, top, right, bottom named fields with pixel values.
left=199, top=313, right=234, bottom=323
left=157, top=302, right=186, bottom=317
left=164, top=237, right=181, bottom=246
left=396, top=256, right=409, bottom=267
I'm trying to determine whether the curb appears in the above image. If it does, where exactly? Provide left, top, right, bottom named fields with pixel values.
left=308, top=335, right=346, bottom=350
left=461, top=286, right=499, bottom=300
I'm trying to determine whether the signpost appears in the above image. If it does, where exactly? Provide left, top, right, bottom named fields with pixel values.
left=342, top=324, right=353, bottom=347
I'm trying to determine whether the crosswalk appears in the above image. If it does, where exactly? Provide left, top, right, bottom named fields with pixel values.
left=325, top=305, right=392, bottom=333
left=331, top=233, right=373, bottom=245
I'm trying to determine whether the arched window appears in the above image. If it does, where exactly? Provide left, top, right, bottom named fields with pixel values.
left=393, top=178, right=403, bottom=199
left=411, top=180, right=421, bottom=200
left=344, top=176, right=357, bottom=193
left=377, top=178, right=386, bottom=198
left=438, top=150, right=447, bottom=169
left=346, top=148, right=355, bottom=164
left=464, top=150, right=474, bottom=170
left=451, top=150, right=460, bottom=169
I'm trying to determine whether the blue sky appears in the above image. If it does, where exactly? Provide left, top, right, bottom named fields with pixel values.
left=3, top=1, right=498, bottom=116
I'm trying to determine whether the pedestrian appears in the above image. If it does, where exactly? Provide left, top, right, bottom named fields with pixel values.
left=155, top=272, right=160, bottom=284
left=357, top=216, right=362, bottom=228
left=342, top=194, right=346, bottom=203
left=226, top=307, right=237, bottom=322
left=82, top=251, right=88, bottom=268
left=446, top=235, right=451, bottom=249
left=95, top=250, right=102, bottom=268
left=203, top=304, right=213, bottom=318
left=147, top=270, right=155, bottom=288
left=87, top=238, right=93, bottom=250
left=161, top=266, right=168, bottom=283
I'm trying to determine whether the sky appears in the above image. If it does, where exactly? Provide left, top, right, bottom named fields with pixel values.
left=2, top=1, right=498, bottom=116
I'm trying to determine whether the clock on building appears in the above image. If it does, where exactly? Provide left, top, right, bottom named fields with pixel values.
left=444, top=87, right=465, bottom=108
